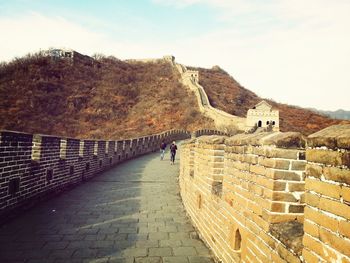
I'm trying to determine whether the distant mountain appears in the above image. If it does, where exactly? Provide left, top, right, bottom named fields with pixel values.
left=308, top=109, right=350, bottom=120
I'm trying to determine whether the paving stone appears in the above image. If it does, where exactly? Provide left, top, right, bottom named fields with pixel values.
left=108, top=256, right=134, bottom=263
left=188, top=256, right=215, bottom=263
left=173, top=247, right=197, bottom=256
left=169, top=232, right=189, bottom=239
left=121, top=248, right=148, bottom=257
left=90, top=240, right=115, bottom=248
left=135, top=256, right=162, bottom=263
left=0, top=147, right=214, bottom=262
left=148, top=232, right=169, bottom=240
left=118, top=227, right=138, bottom=234
left=160, top=240, right=182, bottom=247
left=135, top=240, right=159, bottom=248
left=43, top=241, right=69, bottom=250
left=148, top=247, right=173, bottom=256
left=72, top=248, right=98, bottom=258
left=163, top=256, right=189, bottom=263
left=128, top=233, right=148, bottom=241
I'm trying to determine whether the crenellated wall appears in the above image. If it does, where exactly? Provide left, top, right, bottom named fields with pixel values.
left=302, top=125, right=350, bottom=262
left=0, top=129, right=190, bottom=221
left=179, top=125, right=350, bottom=263
left=175, top=63, right=246, bottom=132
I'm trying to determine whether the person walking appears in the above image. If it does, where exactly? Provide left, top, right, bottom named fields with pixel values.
left=169, top=141, right=177, bottom=165
left=160, top=141, right=167, bottom=160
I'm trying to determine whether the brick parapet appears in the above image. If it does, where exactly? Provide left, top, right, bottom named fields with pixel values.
left=302, top=124, right=350, bottom=262
left=0, top=129, right=190, bottom=221
left=180, top=126, right=350, bottom=262
left=180, top=131, right=307, bottom=263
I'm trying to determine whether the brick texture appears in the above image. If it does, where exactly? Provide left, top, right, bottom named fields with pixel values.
left=303, top=125, right=350, bottom=263
left=0, top=129, right=190, bottom=221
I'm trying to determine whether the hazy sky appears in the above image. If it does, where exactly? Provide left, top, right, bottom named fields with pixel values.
left=1, top=0, right=349, bottom=110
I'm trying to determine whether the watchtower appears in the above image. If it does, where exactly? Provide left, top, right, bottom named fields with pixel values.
left=183, top=70, right=199, bottom=83
left=246, top=100, right=279, bottom=131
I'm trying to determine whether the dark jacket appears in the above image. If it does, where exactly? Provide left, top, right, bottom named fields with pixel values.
left=170, top=144, right=177, bottom=153
left=160, top=142, right=167, bottom=150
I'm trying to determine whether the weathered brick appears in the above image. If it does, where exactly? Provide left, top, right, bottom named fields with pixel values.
left=319, top=227, right=350, bottom=257
left=265, top=148, right=300, bottom=160
left=339, top=220, right=350, bottom=239
left=302, top=234, right=338, bottom=261
left=288, top=182, right=305, bottom=192
left=250, top=164, right=266, bottom=175
left=319, top=196, right=350, bottom=219
left=304, top=220, right=319, bottom=238
left=271, top=202, right=285, bottom=212
left=272, top=192, right=298, bottom=202
left=305, top=178, right=341, bottom=199
left=266, top=170, right=301, bottom=181
left=289, top=205, right=304, bottom=213
left=305, top=193, right=320, bottom=207
left=341, top=185, right=350, bottom=203
left=304, top=207, right=338, bottom=232
left=306, top=148, right=350, bottom=167
left=323, top=167, right=350, bottom=185
left=258, top=157, right=290, bottom=170
left=302, top=248, right=320, bottom=263
left=291, top=161, right=306, bottom=171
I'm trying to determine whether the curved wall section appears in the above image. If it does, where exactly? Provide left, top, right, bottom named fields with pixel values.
left=176, top=63, right=246, bottom=132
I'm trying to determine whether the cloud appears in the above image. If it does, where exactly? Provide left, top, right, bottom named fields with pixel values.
left=0, top=13, right=103, bottom=60
left=1, top=2, right=349, bottom=110
left=154, top=0, right=350, bottom=110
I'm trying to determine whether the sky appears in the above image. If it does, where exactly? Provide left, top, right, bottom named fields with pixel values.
left=0, top=0, right=349, bottom=111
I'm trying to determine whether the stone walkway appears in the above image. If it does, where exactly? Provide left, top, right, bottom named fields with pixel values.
left=0, top=144, right=214, bottom=263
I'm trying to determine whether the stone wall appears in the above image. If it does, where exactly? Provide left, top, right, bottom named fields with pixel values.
left=175, top=63, right=246, bottom=132
left=0, top=129, right=190, bottom=221
left=302, top=125, right=350, bottom=262
left=179, top=125, right=350, bottom=263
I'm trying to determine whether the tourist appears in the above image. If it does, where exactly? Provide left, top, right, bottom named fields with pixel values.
left=160, top=141, right=167, bottom=160
left=169, top=141, right=178, bottom=165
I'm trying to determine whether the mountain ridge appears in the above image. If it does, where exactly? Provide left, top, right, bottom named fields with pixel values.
left=0, top=50, right=348, bottom=138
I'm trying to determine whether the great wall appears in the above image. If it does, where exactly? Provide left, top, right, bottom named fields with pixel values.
left=180, top=125, right=350, bottom=262
left=0, top=52, right=349, bottom=262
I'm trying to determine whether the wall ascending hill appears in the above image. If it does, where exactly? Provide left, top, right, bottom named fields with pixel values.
left=196, top=67, right=349, bottom=135
left=0, top=54, right=213, bottom=139
left=175, top=63, right=246, bottom=132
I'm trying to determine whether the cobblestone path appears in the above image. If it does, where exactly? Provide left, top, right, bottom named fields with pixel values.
left=0, top=144, right=214, bottom=263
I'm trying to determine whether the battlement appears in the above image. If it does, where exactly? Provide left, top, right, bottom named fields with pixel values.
left=0, top=129, right=190, bottom=221
left=179, top=124, right=350, bottom=263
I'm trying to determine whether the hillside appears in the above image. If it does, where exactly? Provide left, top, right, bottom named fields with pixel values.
left=1, top=51, right=347, bottom=139
left=0, top=53, right=214, bottom=139
left=195, top=66, right=349, bottom=135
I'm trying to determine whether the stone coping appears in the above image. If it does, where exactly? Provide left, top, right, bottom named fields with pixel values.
left=180, top=125, right=350, bottom=150
left=308, top=124, right=350, bottom=150
left=183, top=132, right=307, bottom=149
left=196, top=135, right=227, bottom=144
left=0, top=129, right=189, bottom=142
left=225, top=132, right=306, bottom=149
